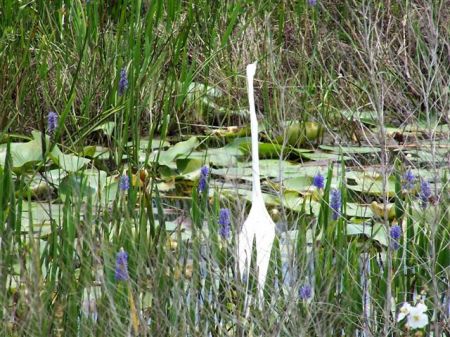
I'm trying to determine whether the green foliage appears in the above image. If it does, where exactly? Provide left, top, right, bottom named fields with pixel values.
left=1, top=0, right=449, bottom=336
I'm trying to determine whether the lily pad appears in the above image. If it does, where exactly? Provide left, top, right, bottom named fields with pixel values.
left=93, top=121, right=115, bottom=136
left=319, top=145, right=380, bottom=154
left=300, top=151, right=351, bottom=161
left=0, top=136, right=43, bottom=171
left=150, top=136, right=200, bottom=167
left=49, top=151, right=91, bottom=172
left=347, top=174, right=397, bottom=197
left=283, top=176, right=313, bottom=193
left=347, top=222, right=388, bottom=246
left=239, top=140, right=284, bottom=158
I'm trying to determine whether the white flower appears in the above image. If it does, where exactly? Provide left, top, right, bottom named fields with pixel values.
left=397, top=302, right=412, bottom=322
left=407, top=305, right=429, bottom=329
left=415, top=302, right=427, bottom=313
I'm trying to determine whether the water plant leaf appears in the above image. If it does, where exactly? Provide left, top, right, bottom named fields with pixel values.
left=232, top=188, right=280, bottom=207
left=347, top=175, right=397, bottom=197
left=0, top=138, right=43, bottom=171
left=346, top=202, right=374, bottom=218
left=347, top=222, right=388, bottom=246
left=20, top=202, right=62, bottom=235
left=49, top=151, right=91, bottom=172
left=319, top=145, right=381, bottom=154
left=152, top=136, right=200, bottom=166
left=299, top=151, right=351, bottom=161
left=129, top=138, right=170, bottom=150
left=58, top=169, right=107, bottom=202
left=188, top=145, right=241, bottom=167
left=93, top=121, right=115, bottom=136
left=239, top=140, right=284, bottom=158
left=340, top=110, right=378, bottom=126
left=283, top=176, right=313, bottom=193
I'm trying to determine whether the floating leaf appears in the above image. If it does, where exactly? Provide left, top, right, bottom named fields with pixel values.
left=347, top=175, right=397, bottom=197
left=283, top=176, right=313, bottom=193
left=239, top=140, right=284, bottom=158
left=300, top=151, right=351, bottom=161
left=0, top=136, right=43, bottom=171
left=347, top=222, right=388, bottom=246
left=319, top=145, right=380, bottom=154
left=49, top=151, right=90, bottom=172
left=151, top=136, right=200, bottom=167
left=93, top=121, right=115, bottom=136
left=340, top=110, right=378, bottom=126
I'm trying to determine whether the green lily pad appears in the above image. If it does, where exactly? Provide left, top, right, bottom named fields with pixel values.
left=0, top=135, right=43, bottom=171
left=346, top=202, right=374, bottom=218
left=300, top=151, right=351, bottom=161
left=319, top=145, right=381, bottom=154
left=150, top=136, right=200, bottom=167
left=49, top=151, right=90, bottom=172
left=220, top=187, right=280, bottom=207
left=188, top=144, right=242, bottom=167
left=347, top=175, right=397, bottom=197
left=58, top=169, right=108, bottom=202
left=347, top=222, right=388, bottom=246
left=21, top=202, right=63, bottom=235
left=239, top=140, right=284, bottom=158
left=340, top=110, right=378, bottom=126
left=93, top=121, right=115, bottom=136
left=283, top=176, right=313, bottom=193
left=129, top=138, right=170, bottom=151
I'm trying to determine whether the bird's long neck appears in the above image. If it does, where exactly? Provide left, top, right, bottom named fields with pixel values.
left=246, top=64, right=262, bottom=202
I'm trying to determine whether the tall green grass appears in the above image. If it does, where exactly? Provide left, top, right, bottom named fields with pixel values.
left=1, top=0, right=449, bottom=336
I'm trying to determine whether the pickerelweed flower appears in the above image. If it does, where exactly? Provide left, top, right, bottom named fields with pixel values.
left=48, top=112, right=58, bottom=134
left=114, top=248, right=128, bottom=281
left=118, top=67, right=128, bottom=96
left=330, top=188, right=341, bottom=220
left=390, top=225, right=402, bottom=250
left=198, top=166, right=209, bottom=193
left=218, top=208, right=231, bottom=239
left=403, top=169, right=415, bottom=191
left=313, top=172, right=325, bottom=189
left=419, top=180, right=431, bottom=208
left=299, top=284, right=312, bottom=300
left=308, top=0, right=317, bottom=5
left=119, top=174, right=130, bottom=191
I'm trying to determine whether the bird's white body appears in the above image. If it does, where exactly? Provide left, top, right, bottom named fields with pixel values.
left=238, top=63, right=276, bottom=300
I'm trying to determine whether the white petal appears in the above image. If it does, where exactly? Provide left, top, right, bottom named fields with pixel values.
left=400, top=302, right=412, bottom=311
left=397, top=312, right=407, bottom=322
left=407, top=307, right=429, bottom=329
left=397, top=302, right=412, bottom=321
left=415, top=302, right=427, bottom=313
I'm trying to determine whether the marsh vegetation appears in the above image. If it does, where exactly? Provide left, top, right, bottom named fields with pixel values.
left=0, top=1, right=449, bottom=336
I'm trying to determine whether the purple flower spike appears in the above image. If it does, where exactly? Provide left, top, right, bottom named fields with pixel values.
left=330, top=189, right=341, bottom=220
left=308, top=0, right=317, bottom=5
left=219, top=208, right=231, bottom=239
left=403, top=169, right=415, bottom=191
left=313, top=172, right=325, bottom=189
left=198, top=166, right=209, bottom=193
left=118, top=67, right=128, bottom=96
left=119, top=175, right=130, bottom=191
left=299, top=284, right=312, bottom=300
left=48, top=112, right=58, bottom=134
left=419, top=180, right=431, bottom=208
left=390, top=225, right=402, bottom=250
left=115, top=248, right=128, bottom=281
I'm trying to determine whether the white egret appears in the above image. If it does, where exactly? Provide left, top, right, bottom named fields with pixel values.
left=238, top=62, right=276, bottom=301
